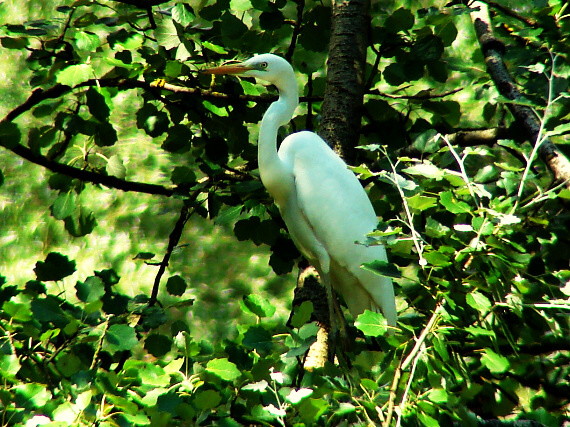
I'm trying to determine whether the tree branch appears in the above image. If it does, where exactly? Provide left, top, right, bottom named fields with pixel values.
left=2, top=139, right=175, bottom=196
left=470, top=2, right=570, bottom=187
left=369, top=87, right=462, bottom=100
left=149, top=203, right=193, bottom=306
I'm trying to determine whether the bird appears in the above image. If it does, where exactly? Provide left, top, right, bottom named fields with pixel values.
left=202, top=53, right=397, bottom=333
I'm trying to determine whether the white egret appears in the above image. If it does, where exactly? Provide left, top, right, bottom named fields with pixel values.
left=203, top=54, right=397, bottom=331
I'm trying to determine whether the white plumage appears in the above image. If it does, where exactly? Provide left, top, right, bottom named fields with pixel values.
left=203, top=54, right=396, bottom=328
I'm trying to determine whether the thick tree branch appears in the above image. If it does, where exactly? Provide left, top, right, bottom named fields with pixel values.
left=2, top=139, right=175, bottom=196
left=470, top=2, right=570, bottom=187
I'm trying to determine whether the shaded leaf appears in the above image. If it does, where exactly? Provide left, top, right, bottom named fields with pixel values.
left=34, top=252, right=76, bottom=281
left=242, top=294, right=276, bottom=318
left=166, top=275, right=187, bottom=296
left=105, top=324, right=138, bottom=351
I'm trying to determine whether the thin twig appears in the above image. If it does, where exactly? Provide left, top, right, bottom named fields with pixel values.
left=439, top=134, right=481, bottom=209
left=368, top=87, right=462, bottom=100
left=511, top=52, right=559, bottom=214
left=383, top=302, right=444, bottom=427
left=149, top=203, right=192, bottom=306
left=285, top=0, right=305, bottom=63
left=382, top=148, right=426, bottom=266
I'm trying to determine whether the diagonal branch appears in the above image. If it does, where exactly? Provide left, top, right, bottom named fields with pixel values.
left=149, top=202, right=193, bottom=306
left=470, top=1, right=570, bottom=187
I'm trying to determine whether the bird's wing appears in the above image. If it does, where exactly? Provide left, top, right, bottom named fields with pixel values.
left=278, top=131, right=396, bottom=323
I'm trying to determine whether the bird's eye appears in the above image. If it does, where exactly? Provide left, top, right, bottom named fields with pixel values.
left=260, top=62, right=268, bottom=69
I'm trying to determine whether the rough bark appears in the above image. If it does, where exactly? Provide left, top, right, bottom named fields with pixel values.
left=318, top=0, right=369, bottom=163
left=470, top=1, right=570, bottom=187
left=293, top=0, right=370, bottom=365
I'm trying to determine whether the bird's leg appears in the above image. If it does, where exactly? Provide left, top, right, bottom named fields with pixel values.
left=321, top=273, right=350, bottom=363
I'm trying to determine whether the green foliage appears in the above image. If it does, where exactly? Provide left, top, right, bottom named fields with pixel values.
left=1, top=0, right=570, bottom=425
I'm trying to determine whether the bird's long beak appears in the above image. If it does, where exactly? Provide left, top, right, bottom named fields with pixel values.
left=200, top=62, right=252, bottom=75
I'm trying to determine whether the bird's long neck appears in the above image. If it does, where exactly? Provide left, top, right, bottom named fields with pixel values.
left=258, top=78, right=299, bottom=203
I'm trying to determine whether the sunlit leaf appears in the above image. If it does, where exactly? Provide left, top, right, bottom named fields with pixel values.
left=481, top=348, right=510, bottom=373
left=354, top=310, right=388, bottom=337
left=56, top=64, right=93, bottom=86
left=206, top=358, right=241, bottom=381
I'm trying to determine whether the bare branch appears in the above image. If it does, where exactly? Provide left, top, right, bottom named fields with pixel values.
left=149, top=203, right=193, bottom=306
left=470, top=1, right=570, bottom=187
left=369, top=87, right=462, bottom=100
left=2, top=139, right=175, bottom=196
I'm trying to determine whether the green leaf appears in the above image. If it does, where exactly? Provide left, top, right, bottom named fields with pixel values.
left=361, top=260, right=401, bottom=279
left=385, top=8, right=414, bottom=33
left=145, top=334, right=173, bottom=357
left=86, top=87, right=110, bottom=121
left=242, top=294, right=276, bottom=318
left=1, top=36, right=29, bottom=49
left=2, top=300, right=32, bottom=322
left=194, top=390, right=222, bottom=410
left=134, top=252, right=155, bottom=260
left=154, top=19, right=182, bottom=50
left=0, top=354, right=21, bottom=379
left=242, top=326, right=273, bottom=352
left=260, top=10, right=284, bottom=30
left=481, top=348, right=510, bottom=374
left=56, top=64, right=94, bottom=86
left=74, top=30, right=100, bottom=51
left=298, top=398, right=329, bottom=424
left=406, top=194, right=438, bottom=210
left=76, top=276, right=105, bottom=303
left=166, top=275, right=187, bottom=296
left=354, top=310, right=388, bottom=337
left=171, top=166, right=196, bottom=185
left=206, top=358, right=241, bottom=381
left=466, top=291, right=492, bottom=313
left=201, top=41, right=228, bottom=54
left=31, top=296, right=68, bottom=326
left=137, top=104, right=169, bottom=137
left=439, top=191, right=472, bottom=214
left=105, top=324, right=138, bottom=351
left=34, top=252, right=76, bottom=281
left=162, top=124, right=192, bottom=153
left=0, top=121, right=21, bottom=149
left=106, top=155, right=126, bottom=179
left=220, top=12, right=248, bottom=46
left=214, top=205, right=243, bottom=225
left=94, top=121, right=118, bottom=147
left=546, top=122, right=570, bottom=137
left=402, top=161, right=444, bottom=180
left=172, top=3, right=195, bottom=26
left=427, top=388, right=448, bottom=403
left=423, top=250, right=452, bottom=267
left=64, top=208, right=97, bottom=237
left=290, top=301, right=313, bottom=328
left=14, top=383, right=51, bottom=409
left=51, top=192, right=76, bottom=220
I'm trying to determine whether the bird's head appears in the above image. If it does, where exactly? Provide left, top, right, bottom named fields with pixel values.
left=201, top=53, right=295, bottom=88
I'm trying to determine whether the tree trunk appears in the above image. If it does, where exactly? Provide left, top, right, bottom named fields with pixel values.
left=318, top=0, right=369, bottom=163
